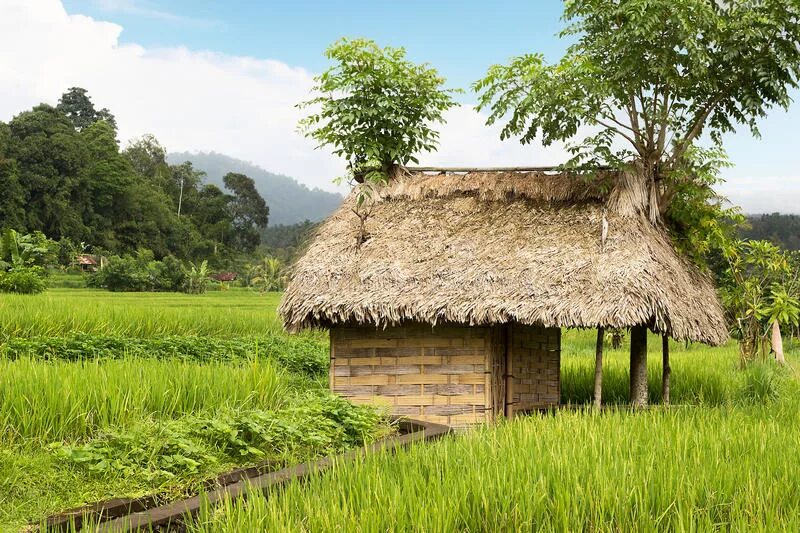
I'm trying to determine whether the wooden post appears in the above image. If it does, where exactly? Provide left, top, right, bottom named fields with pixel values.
left=629, top=326, right=648, bottom=408
left=593, top=327, right=604, bottom=408
left=505, top=326, right=514, bottom=418
left=661, top=335, right=670, bottom=406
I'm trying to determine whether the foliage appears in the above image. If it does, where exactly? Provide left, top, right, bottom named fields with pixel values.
left=186, top=260, right=211, bottom=294
left=249, top=257, right=286, bottom=292
left=223, top=172, right=270, bottom=252
left=0, top=333, right=328, bottom=377
left=741, top=213, right=800, bottom=251
left=54, top=395, right=383, bottom=483
left=474, top=0, right=800, bottom=232
left=0, top=88, right=270, bottom=261
left=0, top=228, right=55, bottom=270
left=719, top=240, right=800, bottom=363
left=56, top=87, right=117, bottom=132
left=299, top=38, right=458, bottom=185
left=87, top=253, right=198, bottom=293
left=0, top=266, right=48, bottom=294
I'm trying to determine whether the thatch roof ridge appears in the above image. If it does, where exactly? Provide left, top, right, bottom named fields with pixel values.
left=279, top=168, right=728, bottom=345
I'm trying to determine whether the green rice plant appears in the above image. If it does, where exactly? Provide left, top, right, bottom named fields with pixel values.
left=0, top=357, right=290, bottom=443
left=1, top=333, right=329, bottom=377
left=189, top=396, right=800, bottom=532
left=0, top=289, right=292, bottom=340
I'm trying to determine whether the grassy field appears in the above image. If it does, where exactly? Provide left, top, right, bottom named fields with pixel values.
left=0, top=288, right=284, bottom=340
left=0, top=288, right=383, bottom=530
left=2, top=288, right=799, bottom=531
left=188, top=331, right=800, bottom=532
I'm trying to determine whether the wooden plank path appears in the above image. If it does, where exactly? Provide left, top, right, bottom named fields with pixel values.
left=43, top=419, right=452, bottom=532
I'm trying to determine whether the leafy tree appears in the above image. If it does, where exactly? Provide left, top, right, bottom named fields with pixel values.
left=57, top=87, right=117, bottom=132
left=6, top=104, right=88, bottom=240
left=473, top=0, right=800, bottom=405
left=720, top=240, right=800, bottom=365
left=123, top=134, right=169, bottom=187
left=299, top=38, right=458, bottom=184
left=250, top=257, right=285, bottom=292
left=223, top=172, right=269, bottom=252
left=474, top=0, right=800, bottom=226
left=0, top=121, right=26, bottom=230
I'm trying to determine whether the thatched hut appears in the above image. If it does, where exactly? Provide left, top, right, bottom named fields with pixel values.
left=279, top=168, right=727, bottom=427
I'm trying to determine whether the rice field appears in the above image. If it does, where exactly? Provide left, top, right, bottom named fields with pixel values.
left=0, top=288, right=283, bottom=340
left=2, top=288, right=799, bottom=531
left=0, top=288, right=375, bottom=530
left=190, top=343, right=800, bottom=533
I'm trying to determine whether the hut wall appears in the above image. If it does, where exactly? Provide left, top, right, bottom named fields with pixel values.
left=330, top=322, right=561, bottom=427
left=330, top=323, right=493, bottom=427
left=507, top=325, right=560, bottom=413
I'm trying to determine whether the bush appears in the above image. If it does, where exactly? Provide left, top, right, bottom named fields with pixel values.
left=88, top=254, right=190, bottom=292
left=0, top=334, right=329, bottom=378
left=0, top=266, right=48, bottom=294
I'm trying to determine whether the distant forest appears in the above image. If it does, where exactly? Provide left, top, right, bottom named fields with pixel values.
left=741, top=214, right=800, bottom=251
left=0, top=88, right=273, bottom=264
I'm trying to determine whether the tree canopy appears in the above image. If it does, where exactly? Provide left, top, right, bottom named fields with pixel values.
left=0, top=88, right=270, bottom=263
left=474, top=0, right=800, bottom=229
left=299, top=38, right=458, bottom=184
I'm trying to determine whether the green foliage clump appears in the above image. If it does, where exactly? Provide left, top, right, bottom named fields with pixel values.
left=719, top=240, right=800, bottom=362
left=299, top=38, right=457, bottom=185
left=0, top=334, right=328, bottom=378
left=53, top=395, right=384, bottom=483
left=87, top=252, right=202, bottom=293
left=0, top=266, right=48, bottom=294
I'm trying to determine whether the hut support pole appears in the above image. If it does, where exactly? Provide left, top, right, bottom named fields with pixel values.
left=662, top=335, right=670, bottom=406
left=629, top=326, right=648, bottom=408
left=593, top=327, right=604, bottom=409
left=505, top=326, right=514, bottom=418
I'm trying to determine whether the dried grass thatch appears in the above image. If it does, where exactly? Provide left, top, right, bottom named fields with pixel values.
left=280, top=169, right=728, bottom=345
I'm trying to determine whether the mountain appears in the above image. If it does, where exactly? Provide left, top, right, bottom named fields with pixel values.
left=167, top=151, right=343, bottom=225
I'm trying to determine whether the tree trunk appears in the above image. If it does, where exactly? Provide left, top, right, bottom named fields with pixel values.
left=662, top=335, right=670, bottom=406
left=772, top=320, right=786, bottom=365
left=629, top=326, right=648, bottom=408
left=594, top=327, right=604, bottom=409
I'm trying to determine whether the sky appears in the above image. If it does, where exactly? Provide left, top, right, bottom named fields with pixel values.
left=1, top=0, right=799, bottom=212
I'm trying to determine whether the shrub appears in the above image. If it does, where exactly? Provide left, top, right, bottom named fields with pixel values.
left=0, top=266, right=48, bottom=294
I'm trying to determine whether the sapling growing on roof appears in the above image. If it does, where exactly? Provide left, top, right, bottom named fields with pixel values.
left=299, top=38, right=458, bottom=186
left=298, top=38, right=458, bottom=243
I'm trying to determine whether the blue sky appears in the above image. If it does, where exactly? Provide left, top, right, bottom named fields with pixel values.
left=4, top=0, right=799, bottom=212
left=62, top=0, right=569, bottom=90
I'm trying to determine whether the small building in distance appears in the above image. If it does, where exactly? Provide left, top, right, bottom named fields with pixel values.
left=76, top=254, right=98, bottom=273
left=279, top=168, right=727, bottom=428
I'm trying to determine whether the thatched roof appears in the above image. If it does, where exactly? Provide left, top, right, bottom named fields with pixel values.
left=279, top=168, right=728, bottom=345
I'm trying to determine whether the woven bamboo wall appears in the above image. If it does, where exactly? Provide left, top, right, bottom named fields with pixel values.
left=330, top=323, right=493, bottom=427
left=330, top=322, right=561, bottom=427
left=507, top=325, right=560, bottom=413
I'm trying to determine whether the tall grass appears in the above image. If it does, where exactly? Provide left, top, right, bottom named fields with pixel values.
left=0, top=357, right=289, bottom=442
left=191, top=395, right=800, bottom=532
left=0, top=289, right=286, bottom=340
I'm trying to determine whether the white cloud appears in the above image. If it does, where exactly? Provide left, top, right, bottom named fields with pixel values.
left=718, top=176, right=800, bottom=215
left=1, top=0, right=797, bottom=212
left=0, top=0, right=574, bottom=194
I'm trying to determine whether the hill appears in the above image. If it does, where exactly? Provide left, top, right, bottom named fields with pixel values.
left=167, top=152, right=343, bottom=225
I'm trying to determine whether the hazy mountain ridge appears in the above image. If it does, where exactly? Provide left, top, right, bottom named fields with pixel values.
left=167, top=151, right=343, bottom=225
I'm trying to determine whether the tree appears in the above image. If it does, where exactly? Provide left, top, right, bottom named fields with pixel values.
left=57, top=87, right=117, bottom=132
left=223, top=172, right=269, bottom=252
left=299, top=38, right=458, bottom=184
left=0, top=121, right=26, bottom=230
left=474, top=0, right=800, bottom=406
left=123, top=135, right=169, bottom=187
left=720, top=240, right=800, bottom=365
left=475, top=0, right=799, bottom=220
